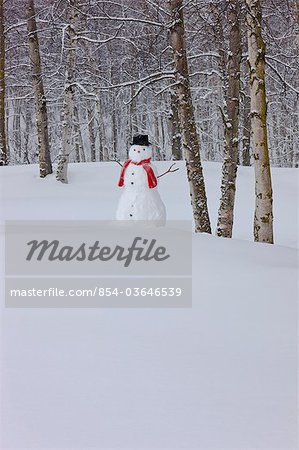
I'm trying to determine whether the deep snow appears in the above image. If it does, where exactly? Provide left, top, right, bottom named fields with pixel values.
left=0, top=161, right=298, bottom=248
left=0, top=161, right=298, bottom=449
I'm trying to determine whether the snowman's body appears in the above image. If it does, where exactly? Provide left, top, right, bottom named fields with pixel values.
left=116, top=143, right=166, bottom=225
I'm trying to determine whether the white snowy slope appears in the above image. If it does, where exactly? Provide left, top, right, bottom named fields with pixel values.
left=0, top=161, right=298, bottom=248
left=0, top=161, right=298, bottom=450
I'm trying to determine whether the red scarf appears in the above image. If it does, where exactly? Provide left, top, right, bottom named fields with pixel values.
left=118, top=158, right=157, bottom=189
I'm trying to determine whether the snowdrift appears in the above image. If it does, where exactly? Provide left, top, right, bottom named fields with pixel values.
left=0, top=161, right=298, bottom=449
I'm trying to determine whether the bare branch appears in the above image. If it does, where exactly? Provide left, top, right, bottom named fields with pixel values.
left=86, top=15, right=165, bottom=28
left=108, top=156, right=123, bottom=167
left=157, top=163, right=179, bottom=178
left=97, top=71, right=175, bottom=91
left=266, top=61, right=299, bottom=94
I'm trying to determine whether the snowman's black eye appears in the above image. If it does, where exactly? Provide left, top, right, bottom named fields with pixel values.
left=134, top=149, right=136, bottom=151
left=143, top=148, right=145, bottom=151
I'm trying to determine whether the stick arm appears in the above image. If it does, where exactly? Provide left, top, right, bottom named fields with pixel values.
left=157, top=162, right=179, bottom=178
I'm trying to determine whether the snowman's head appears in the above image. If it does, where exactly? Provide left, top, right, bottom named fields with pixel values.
left=129, top=134, right=153, bottom=163
left=129, top=144, right=153, bottom=163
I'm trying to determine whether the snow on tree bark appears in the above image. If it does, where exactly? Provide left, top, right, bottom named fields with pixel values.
left=169, top=91, right=182, bottom=160
left=95, top=99, right=105, bottom=161
left=246, top=0, right=274, bottom=243
left=217, top=0, right=241, bottom=238
left=87, top=103, right=96, bottom=162
left=74, top=106, right=86, bottom=163
left=3, top=0, right=297, bottom=169
left=26, top=0, right=52, bottom=177
left=0, top=0, right=7, bottom=166
left=294, top=0, right=299, bottom=53
left=56, top=0, right=78, bottom=183
left=168, top=0, right=211, bottom=234
left=242, top=90, right=251, bottom=166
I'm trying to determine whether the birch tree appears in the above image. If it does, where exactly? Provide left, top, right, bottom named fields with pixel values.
left=168, top=0, right=211, bottom=233
left=242, top=91, right=251, bottom=166
left=217, top=0, right=241, bottom=238
left=0, top=0, right=7, bottom=166
left=170, top=91, right=182, bottom=160
left=26, top=0, right=52, bottom=177
left=3, top=0, right=298, bottom=170
left=246, top=0, right=274, bottom=243
left=56, top=0, right=78, bottom=183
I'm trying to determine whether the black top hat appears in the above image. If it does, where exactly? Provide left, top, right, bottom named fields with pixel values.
left=131, top=134, right=151, bottom=146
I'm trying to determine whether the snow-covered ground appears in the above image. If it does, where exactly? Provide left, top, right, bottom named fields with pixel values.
left=0, top=161, right=298, bottom=449
left=0, top=161, right=298, bottom=248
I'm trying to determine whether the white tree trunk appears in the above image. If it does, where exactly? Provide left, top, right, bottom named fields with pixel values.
left=242, top=90, right=251, bottom=166
left=246, top=0, right=274, bottom=243
left=217, top=0, right=241, bottom=238
left=170, top=90, right=182, bottom=160
left=56, top=0, right=77, bottom=183
left=87, top=103, right=96, bottom=162
left=95, top=98, right=105, bottom=161
left=168, top=0, right=211, bottom=233
left=74, top=105, right=85, bottom=162
left=0, top=0, right=7, bottom=166
left=27, top=0, right=52, bottom=177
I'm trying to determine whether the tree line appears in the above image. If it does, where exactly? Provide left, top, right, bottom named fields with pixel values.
left=0, top=0, right=298, bottom=243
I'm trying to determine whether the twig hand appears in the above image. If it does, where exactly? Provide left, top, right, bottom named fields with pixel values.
left=108, top=156, right=123, bottom=167
left=157, top=163, right=179, bottom=178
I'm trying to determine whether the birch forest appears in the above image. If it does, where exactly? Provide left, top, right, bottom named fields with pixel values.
left=0, top=0, right=298, bottom=241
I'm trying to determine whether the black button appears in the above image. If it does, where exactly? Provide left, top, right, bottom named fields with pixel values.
left=131, top=204, right=134, bottom=207
left=132, top=172, right=134, bottom=175
left=129, top=214, right=133, bottom=217
left=131, top=182, right=134, bottom=185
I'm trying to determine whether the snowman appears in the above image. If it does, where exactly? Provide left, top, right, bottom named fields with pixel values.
left=116, top=134, right=166, bottom=225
